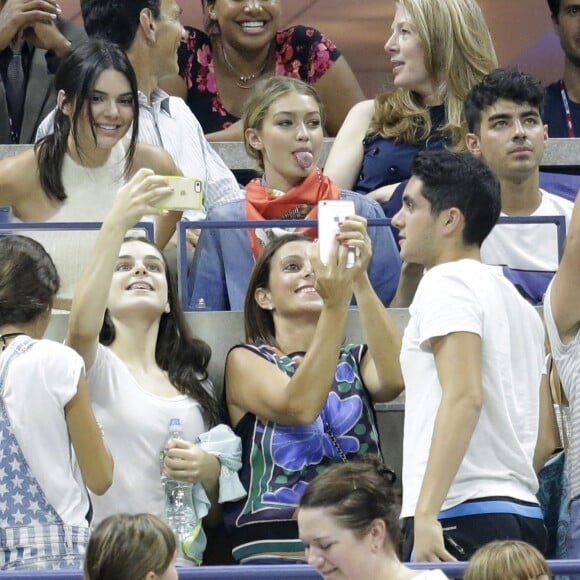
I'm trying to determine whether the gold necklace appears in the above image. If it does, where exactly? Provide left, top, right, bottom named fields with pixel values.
left=219, top=42, right=270, bottom=89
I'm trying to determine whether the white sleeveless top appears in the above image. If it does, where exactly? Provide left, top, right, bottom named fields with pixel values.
left=50, top=139, right=126, bottom=222
left=19, top=141, right=128, bottom=300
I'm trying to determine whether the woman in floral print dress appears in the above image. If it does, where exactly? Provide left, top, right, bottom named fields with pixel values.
left=160, top=0, right=364, bottom=141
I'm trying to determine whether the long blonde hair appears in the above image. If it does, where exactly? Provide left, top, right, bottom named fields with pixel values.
left=370, top=0, right=497, bottom=149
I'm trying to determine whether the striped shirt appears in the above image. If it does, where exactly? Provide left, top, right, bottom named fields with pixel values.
left=135, top=88, right=242, bottom=212
left=544, top=280, right=580, bottom=500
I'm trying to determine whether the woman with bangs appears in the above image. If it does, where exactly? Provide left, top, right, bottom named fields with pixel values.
left=0, top=38, right=181, bottom=305
left=323, top=0, right=497, bottom=228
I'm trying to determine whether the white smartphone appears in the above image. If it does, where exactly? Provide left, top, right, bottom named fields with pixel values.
left=153, top=176, right=204, bottom=211
left=318, top=199, right=356, bottom=268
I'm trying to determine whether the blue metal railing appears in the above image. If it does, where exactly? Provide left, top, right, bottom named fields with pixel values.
left=2, top=559, right=580, bottom=579
left=178, top=215, right=567, bottom=311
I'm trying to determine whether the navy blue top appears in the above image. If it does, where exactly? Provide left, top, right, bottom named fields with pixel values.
left=355, top=105, right=448, bottom=193
left=353, top=105, right=447, bottom=245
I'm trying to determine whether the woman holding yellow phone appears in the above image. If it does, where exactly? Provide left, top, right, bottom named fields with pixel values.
left=0, top=39, right=180, bottom=304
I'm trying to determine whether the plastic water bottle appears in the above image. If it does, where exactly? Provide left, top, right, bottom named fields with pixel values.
left=161, top=418, right=206, bottom=564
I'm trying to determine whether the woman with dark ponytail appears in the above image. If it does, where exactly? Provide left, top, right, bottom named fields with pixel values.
left=0, top=38, right=181, bottom=302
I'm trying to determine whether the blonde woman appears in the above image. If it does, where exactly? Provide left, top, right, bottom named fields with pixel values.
left=324, top=0, right=497, bottom=221
left=188, top=76, right=402, bottom=310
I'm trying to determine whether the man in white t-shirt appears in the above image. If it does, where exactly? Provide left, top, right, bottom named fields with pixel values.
left=544, top=177, right=580, bottom=562
left=392, top=150, right=551, bottom=563
left=465, top=68, right=574, bottom=304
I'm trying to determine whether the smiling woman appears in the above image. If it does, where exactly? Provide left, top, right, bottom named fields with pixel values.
left=221, top=229, right=404, bottom=563
left=0, top=38, right=182, bottom=303
left=159, top=0, right=364, bottom=140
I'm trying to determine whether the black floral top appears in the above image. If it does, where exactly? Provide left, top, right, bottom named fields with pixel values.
left=177, top=25, right=341, bottom=134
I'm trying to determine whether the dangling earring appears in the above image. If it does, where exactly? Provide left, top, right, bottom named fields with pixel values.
left=164, top=304, right=170, bottom=314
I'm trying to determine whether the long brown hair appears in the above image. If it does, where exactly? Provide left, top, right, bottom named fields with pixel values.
left=100, top=237, right=222, bottom=425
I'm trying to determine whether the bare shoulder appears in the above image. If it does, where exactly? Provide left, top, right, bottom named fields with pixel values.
left=225, top=345, right=283, bottom=389
left=346, top=99, right=375, bottom=124
left=1, top=148, right=38, bottom=177
left=226, top=345, right=263, bottom=372
left=132, top=142, right=181, bottom=176
left=0, top=149, right=39, bottom=198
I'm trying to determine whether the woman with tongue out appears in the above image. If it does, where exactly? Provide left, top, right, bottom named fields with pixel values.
left=187, top=76, right=402, bottom=310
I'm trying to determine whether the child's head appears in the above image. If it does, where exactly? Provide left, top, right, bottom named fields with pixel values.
left=84, top=513, right=177, bottom=580
left=463, top=540, right=550, bottom=580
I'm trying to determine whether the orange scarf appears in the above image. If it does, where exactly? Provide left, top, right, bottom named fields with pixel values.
left=245, top=168, right=341, bottom=258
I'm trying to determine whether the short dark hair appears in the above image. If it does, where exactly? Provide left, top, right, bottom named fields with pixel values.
left=547, top=0, right=561, bottom=20
left=411, top=150, right=501, bottom=247
left=81, top=0, right=161, bottom=51
left=464, top=68, right=544, bottom=134
left=0, top=235, right=59, bottom=325
left=244, top=233, right=313, bottom=346
left=35, top=39, right=139, bottom=203
left=298, top=457, right=402, bottom=555
left=100, top=237, right=222, bottom=425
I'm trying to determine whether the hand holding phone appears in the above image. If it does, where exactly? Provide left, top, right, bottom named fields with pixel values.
left=153, top=176, right=204, bottom=211
left=318, top=200, right=356, bottom=268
